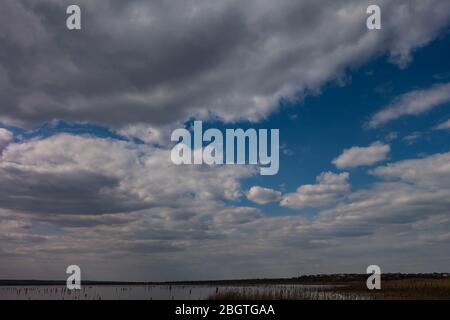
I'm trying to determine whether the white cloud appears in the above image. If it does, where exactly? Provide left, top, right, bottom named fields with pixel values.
left=332, top=142, right=390, bottom=169
left=316, top=152, right=450, bottom=237
left=434, top=118, right=450, bottom=130
left=0, top=128, right=13, bottom=150
left=281, top=172, right=350, bottom=209
left=247, top=186, right=282, bottom=205
left=368, top=82, right=450, bottom=128
left=371, top=151, right=450, bottom=189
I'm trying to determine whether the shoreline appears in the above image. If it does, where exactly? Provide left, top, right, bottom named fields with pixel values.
left=1, top=273, right=448, bottom=287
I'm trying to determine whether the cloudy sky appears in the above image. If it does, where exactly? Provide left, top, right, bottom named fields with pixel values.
left=1, top=0, right=450, bottom=281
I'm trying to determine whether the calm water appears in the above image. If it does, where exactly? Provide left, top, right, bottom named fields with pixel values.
left=0, top=284, right=352, bottom=300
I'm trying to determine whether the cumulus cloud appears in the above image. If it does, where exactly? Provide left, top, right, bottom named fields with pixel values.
left=368, top=82, right=450, bottom=128
left=281, top=172, right=350, bottom=209
left=1, top=0, right=450, bottom=128
left=0, top=134, right=255, bottom=215
left=332, top=142, right=390, bottom=169
left=247, top=186, right=282, bottom=205
left=316, top=152, right=450, bottom=238
left=371, top=151, right=450, bottom=189
left=0, top=128, right=13, bottom=150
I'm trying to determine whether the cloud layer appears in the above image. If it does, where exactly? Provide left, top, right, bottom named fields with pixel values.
left=0, top=132, right=450, bottom=280
left=2, top=133, right=450, bottom=280
left=1, top=0, right=450, bottom=129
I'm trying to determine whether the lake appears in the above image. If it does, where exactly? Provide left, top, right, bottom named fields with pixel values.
left=0, top=284, right=354, bottom=300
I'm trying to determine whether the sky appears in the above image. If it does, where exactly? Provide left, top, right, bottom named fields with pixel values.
left=1, top=0, right=450, bottom=281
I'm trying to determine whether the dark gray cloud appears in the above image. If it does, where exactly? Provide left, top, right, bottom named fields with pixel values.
left=0, top=167, right=146, bottom=214
left=1, top=0, right=450, bottom=128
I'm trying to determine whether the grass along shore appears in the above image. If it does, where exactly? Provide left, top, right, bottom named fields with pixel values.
left=209, top=278, right=450, bottom=300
